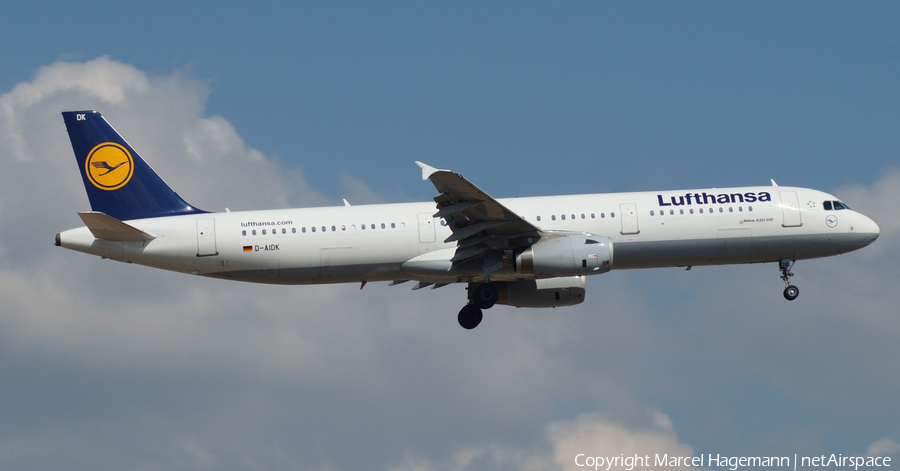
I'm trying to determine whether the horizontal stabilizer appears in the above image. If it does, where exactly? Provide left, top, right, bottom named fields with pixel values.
left=78, top=212, right=156, bottom=241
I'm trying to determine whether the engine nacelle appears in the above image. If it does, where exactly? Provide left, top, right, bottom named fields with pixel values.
left=515, top=234, right=613, bottom=276
left=496, top=276, right=586, bottom=308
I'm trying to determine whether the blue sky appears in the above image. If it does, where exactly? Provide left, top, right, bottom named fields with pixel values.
left=1, top=2, right=898, bottom=470
left=4, top=3, right=897, bottom=198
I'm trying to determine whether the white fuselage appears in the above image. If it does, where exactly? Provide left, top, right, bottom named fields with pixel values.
left=57, top=185, right=880, bottom=285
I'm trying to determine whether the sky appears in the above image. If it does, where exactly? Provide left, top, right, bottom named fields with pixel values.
left=0, top=2, right=898, bottom=470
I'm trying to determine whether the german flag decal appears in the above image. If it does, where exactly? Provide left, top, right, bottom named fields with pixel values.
left=243, top=246, right=253, bottom=252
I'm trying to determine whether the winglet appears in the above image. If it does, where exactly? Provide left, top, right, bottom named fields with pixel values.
left=415, top=161, right=445, bottom=181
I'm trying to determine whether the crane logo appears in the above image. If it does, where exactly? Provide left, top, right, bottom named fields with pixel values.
left=85, top=142, right=134, bottom=190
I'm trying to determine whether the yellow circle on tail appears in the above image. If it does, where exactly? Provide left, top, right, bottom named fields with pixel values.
left=85, top=142, right=134, bottom=190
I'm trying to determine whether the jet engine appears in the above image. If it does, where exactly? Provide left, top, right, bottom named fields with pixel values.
left=495, top=276, right=586, bottom=308
left=515, top=234, right=613, bottom=276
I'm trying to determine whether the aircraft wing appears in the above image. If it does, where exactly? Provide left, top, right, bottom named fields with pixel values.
left=416, top=161, right=541, bottom=265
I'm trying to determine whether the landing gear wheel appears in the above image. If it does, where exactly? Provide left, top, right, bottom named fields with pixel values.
left=779, top=259, right=799, bottom=301
left=472, top=282, right=499, bottom=309
left=783, top=285, right=799, bottom=301
left=458, top=304, right=483, bottom=330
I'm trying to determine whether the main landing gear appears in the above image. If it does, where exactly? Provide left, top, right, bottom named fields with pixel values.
left=458, top=304, right=483, bottom=330
left=780, top=259, right=799, bottom=301
left=458, top=282, right=499, bottom=329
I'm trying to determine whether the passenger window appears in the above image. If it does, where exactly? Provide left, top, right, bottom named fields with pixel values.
left=381, top=223, right=386, bottom=229
left=581, top=214, right=586, bottom=219
left=571, top=214, right=576, bottom=220
left=341, top=225, right=346, bottom=231
left=748, top=206, right=753, bottom=212
left=689, top=209, right=694, bottom=214
left=242, top=230, right=247, bottom=236
left=719, top=207, right=724, bottom=213
left=699, top=208, right=704, bottom=214
left=650, top=210, right=655, bottom=216
left=591, top=213, right=596, bottom=219
left=611, top=213, right=616, bottom=218
left=391, top=223, right=396, bottom=229
left=601, top=213, right=606, bottom=219
left=311, top=227, right=316, bottom=233
left=292, top=228, right=296, bottom=234
left=537, top=216, right=542, bottom=222
left=302, top=227, right=306, bottom=233
left=282, top=228, right=287, bottom=234
left=552, top=215, right=556, bottom=221
left=371, top=224, right=375, bottom=230
left=561, top=214, right=566, bottom=220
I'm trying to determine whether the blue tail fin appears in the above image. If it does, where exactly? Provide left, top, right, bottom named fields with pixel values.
left=62, top=110, right=205, bottom=220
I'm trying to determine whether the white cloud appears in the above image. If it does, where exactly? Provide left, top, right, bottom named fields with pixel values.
left=0, top=56, right=326, bottom=222
left=867, top=438, right=900, bottom=457
left=548, top=410, right=699, bottom=471
left=389, top=409, right=699, bottom=471
left=0, top=57, right=149, bottom=163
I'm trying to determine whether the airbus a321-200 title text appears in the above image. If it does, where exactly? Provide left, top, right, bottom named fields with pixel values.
left=574, top=453, right=891, bottom=471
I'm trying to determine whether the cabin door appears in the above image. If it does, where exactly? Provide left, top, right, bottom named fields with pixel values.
left=779, top=191, right=803, bottom=227
left=196, top=218, right=218, bottom=257
left=619, top=203, right=640, bottom=235
left=417, top=213, right=435, bottom=243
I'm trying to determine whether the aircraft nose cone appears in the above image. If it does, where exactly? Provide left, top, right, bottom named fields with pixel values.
left=860, top=215, right=880, bottom=245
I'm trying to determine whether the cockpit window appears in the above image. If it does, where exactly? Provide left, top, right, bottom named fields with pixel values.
left=824, top=200, right=850, bottom=211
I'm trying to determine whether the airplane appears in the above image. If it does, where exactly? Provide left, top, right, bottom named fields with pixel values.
left=55, top=110, right=880, bottom=329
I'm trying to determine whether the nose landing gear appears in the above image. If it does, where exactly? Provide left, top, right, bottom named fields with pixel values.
left=780, top=259, right=799, bottom=301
